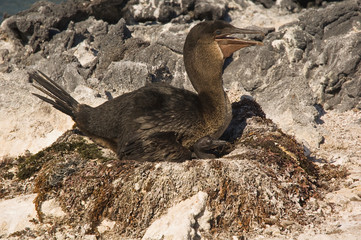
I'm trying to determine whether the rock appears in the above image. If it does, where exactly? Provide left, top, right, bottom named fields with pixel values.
left=123, top=42, right=190, bottom=90
left=301, top=2, right=361, bottom=111
left=125, top=0, right=184, bottom=23
left=129, top=23, right=188, bottom=54
left=41, top=198, right=66, bottom=218
left=92, top=18, right=132, bottom=77
left=101, top=60, right=150, bottom=95
left=142, top=191, right=210, bottom=240
left=83, top=235, right=97, bottom=240
left=125, top=0, right=228, bottom=23
left=194, top=0, right=227, bottom=20
left=97, top=219, right=116, bottom=234
left=1, top=1, right=86, bottom=51
left=73, top=41, right=97, bottom=68
left=222, top=0, right=361, bottom=148
left=253, top=0, right=276, bottom=9
left=0, top=71, right=73, bottom=157
left=223, top=33, right=323, bottom=148
left=0, top=194, right=37, bottom=236
left=276, top=0, right=301, bottom=12
left=62, top=63, right=86, bottom=92
left=84, top=0, right=128, bottom=24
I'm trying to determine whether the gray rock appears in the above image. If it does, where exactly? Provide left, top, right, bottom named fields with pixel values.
left=222, top=0, right=361, bottom=148
left=194, top=0, right=227, bottom=20
left=253, top=0, right=277, bottom=9
left=268, top=0, right=340, bottom=11
left=84, top=0, right=128, bottom=24
left=101, top=60, right=151, bottom=95
left=155, top=24, right=188, bottom=54
left=277, top=0, right=302, bottom=12
left=62, top=63, right=86, bottom=92
left=125, top=0, right=183, bottom=23
left=91, top=18, right=132, bottom=77
left=1, top=1, right=85, bottom=51
left=125, top=0, right=228, bottom=23
left=300, top=1, right=361, bottom=111
left=123, top=42, right=191, bottom=90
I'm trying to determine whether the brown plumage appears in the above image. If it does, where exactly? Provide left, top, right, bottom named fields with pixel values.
left=30, top=20, right=263, bottom=162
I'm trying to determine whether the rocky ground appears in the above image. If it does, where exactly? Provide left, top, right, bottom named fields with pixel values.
left=0, top=0, right=360, bottom=239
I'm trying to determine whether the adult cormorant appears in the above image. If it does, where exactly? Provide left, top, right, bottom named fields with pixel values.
left=30, top=20, right=263, bottom=161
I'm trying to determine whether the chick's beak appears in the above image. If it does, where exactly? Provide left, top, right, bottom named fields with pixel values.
left=215, top=27, right=264, bottom=59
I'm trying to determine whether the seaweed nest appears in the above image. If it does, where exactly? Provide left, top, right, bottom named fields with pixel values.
left=5, top=98, right=348, bottom=239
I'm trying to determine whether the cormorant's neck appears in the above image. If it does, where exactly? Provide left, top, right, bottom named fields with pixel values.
left=184, top=41, right=224, bottom=94
left=183, top=41, right=231, bottom=138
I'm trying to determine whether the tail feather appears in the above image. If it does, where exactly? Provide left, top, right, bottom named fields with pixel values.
left=29, top=70, right=79, bottom=118
left=32, top=93, right=75, bottom=117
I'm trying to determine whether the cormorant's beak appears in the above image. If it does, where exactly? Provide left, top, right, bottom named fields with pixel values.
left=215, top=27, right=264, bottom=59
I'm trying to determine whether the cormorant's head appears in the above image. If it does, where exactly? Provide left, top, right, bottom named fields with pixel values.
left=184, top=20, right=264, bottom=59
left=183, top=20, right=264, bottom=93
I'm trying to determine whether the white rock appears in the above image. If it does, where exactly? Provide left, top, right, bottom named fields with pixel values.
left=229, top=0, right=300, bottom=30
left=41, top=198, right=66, bottom=218
left=142, top=191, right=210, bottom=240
left=73, top=41, right=97, bottom=67
left=0, top=194, right=37, bottom=236
left=97, top=219, right=116, bottom=234
left=73, top=84, right=107, bottom=107
left=83, top=235, right=97, bottom=240
left=0, top=71, right=73, bottom=158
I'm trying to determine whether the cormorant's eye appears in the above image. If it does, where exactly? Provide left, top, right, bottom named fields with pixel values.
left=215, top=30, right=221, bottom=35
